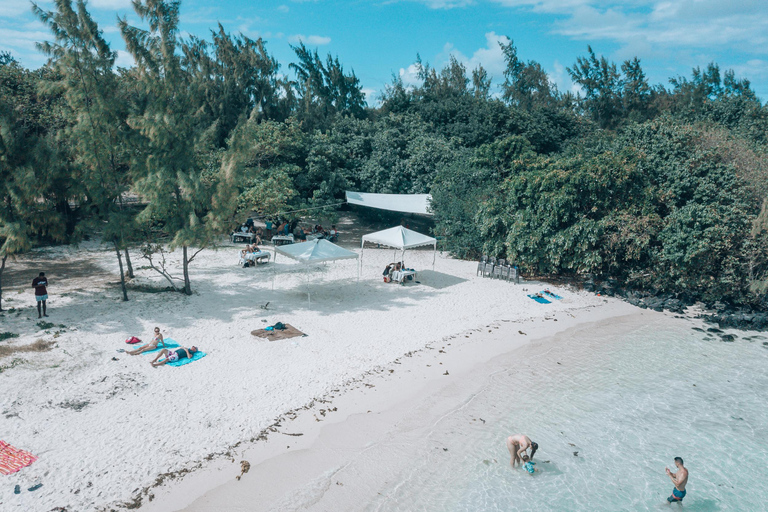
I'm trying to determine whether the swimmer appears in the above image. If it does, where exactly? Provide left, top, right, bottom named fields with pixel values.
left=665, top=457, right=688, bottom=505
left=506, top=434, right=539, bottom=468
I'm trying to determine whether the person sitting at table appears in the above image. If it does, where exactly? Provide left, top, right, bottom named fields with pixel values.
left=293, top=225, right=307, bottom=241
left=239, top=223, right=248, bottom=233
left=382, top=262, right=396, bottom=282
left=328, top=225, right=338, bottom=242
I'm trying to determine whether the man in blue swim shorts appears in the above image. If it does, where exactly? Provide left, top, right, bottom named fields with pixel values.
left=31, top=272, right=49, bottom=318
left=665, top=457, right=688, bottom=505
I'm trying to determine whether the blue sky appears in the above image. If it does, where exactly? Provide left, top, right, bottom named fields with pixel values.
left=2, top=0, right=767, bottom=103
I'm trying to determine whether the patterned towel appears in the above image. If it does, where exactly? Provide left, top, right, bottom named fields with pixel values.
left=0, top=441, right=37, bottom=475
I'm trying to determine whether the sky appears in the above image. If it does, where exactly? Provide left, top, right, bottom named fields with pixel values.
left=2, top=0, right=767, bottom=104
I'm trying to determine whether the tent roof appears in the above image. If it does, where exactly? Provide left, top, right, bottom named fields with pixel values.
left=361, top=226, right=436, bottom=250
left=346, top=191, right=432, bottom=216
left=275, top=238, right=359, bottom=264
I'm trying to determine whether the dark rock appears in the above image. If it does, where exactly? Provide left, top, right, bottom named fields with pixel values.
left=720, top=334, right=736, bottom=342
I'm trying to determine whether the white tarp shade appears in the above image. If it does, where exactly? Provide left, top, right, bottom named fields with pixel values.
left=275, top=238, right=359, bottom=264
left=346, top=191, right=432, bottom=216
left=360, top=225, right=437, bottom=270
left=361, top=226, right=436, bottom=250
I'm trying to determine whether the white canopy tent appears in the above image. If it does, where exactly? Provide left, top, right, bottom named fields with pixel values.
left=345, top=191, right=433, bottom=216
left=360, top=225, right=437, bottom=270
left=274, top=239, right=359, bottom=302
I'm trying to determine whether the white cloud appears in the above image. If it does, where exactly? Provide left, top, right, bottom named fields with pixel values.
left=399, top=63, right=422, bottom=87
left=115, top=49, right=135, bottom=68
left=490, top=1, right=768, bottom=57
left=277, top=5, right=290, bottom=13
left=407, top=0, right=475, bottom=8
left=288, top=34, right=331, bottom=45
left=361, top=87, right=376, bottom=102
left=87, top=0, right=133, bottom=9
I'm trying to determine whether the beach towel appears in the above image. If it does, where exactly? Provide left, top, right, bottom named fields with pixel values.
left=0, top=441, right=37, bottom=475
left=542, top=290, right=562, bottom=300
left=163, top=351, right=207, bottom=367
left=528, top=294, right=551, bottom=304
left=136, top=338, right=179, bottom=354
left=251, top=324, right=305, bottom=341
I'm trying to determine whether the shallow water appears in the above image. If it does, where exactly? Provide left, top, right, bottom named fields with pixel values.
left=367, top=315, right=768, bottom=511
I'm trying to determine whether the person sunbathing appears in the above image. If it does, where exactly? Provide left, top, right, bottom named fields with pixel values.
left=126, top=327, right=165, bottom=355
left=151, top=346, right=198, bottom=367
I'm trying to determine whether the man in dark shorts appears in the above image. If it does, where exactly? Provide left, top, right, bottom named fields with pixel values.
left=31, top=272, right=49, bottom=318
left=665, top=457, right=688, bottom=505
left=150, top=346, right=198, bottom=367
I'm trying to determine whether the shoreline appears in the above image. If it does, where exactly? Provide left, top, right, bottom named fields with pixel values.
left=143, top=298, right=639, bottom=511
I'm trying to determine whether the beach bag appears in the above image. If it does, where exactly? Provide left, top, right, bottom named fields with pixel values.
left=273, top=322, right=286, bottom=330
left=125, top=336, right=141, bottom=344
left=383, top=276, right=390, bottom=283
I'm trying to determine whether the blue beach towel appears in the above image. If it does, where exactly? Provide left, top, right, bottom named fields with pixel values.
left=164, top=351, right=207, bottom=367
left=542, top=290, right=562, bottom=300
left=528, top=294, right=551, bottom=304
left=137, top=338, right=179, bottom=354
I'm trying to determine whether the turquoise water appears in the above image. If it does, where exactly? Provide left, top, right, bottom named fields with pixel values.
left=369, top=316, right=768, bottom=511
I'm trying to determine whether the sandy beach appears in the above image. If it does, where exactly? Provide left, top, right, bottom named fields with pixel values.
left=1, top=234, right=614, bottom=512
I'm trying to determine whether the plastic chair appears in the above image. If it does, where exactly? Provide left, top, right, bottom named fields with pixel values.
left=476, top=261, right=485, bottom=276
left=481, top=255, right=488, bottom=263
left=500, top=266, right=510, bottom=280
left=498, top=258, right=506, bottom=266
left=492, top=265, right=502, bottom=279
left=483, top=263, right=494, bottom=277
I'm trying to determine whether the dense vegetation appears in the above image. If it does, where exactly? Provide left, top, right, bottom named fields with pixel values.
left=1, top=0, right=767, bottom=309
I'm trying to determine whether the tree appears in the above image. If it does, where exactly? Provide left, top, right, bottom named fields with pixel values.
left=35, top=0, right=135, bottom=301
left=500, top=39, right=558, bottom=111
left=120, top=0, right=237, bottom=295
left=0, top=61, right=69, bottom=310
left=289, top=42, right=366, bottom=131
left=567, top=46, right=623, bottom=129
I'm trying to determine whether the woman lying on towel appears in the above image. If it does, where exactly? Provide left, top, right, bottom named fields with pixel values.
left=126, top=327, right=165, bottom=355
left=151, top=346, right=198, bottom=367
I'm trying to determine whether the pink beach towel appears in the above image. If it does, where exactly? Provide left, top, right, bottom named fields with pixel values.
left=0, top=441, right=37, bottom=475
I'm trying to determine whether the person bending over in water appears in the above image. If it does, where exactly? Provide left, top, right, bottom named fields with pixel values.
left=151, top=346, right=198, bottom=367
left=126, top=327, right=164, bottom=355
left=665, top=457, right=688, bottom=505
left=506, top=434, right=538, bottom=468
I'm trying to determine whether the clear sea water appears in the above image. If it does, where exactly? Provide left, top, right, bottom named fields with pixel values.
left=367, top=315, right=768, bottom=511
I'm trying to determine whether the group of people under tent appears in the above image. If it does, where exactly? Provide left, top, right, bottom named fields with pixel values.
left=237, top=217, right=340, bottom=244
left=382, top=261, right=415, bottom=284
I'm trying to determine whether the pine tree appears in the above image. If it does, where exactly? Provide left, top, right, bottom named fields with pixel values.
left=120, top=0, right=237, bottom=295
left=35, top=0, right=136, bottom=301
left=0, top=60, right=68, bottom=310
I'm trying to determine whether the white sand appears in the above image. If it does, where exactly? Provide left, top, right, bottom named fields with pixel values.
left=0, top=239, right=609, bottom=511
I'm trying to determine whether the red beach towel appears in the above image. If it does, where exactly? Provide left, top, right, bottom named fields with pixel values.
left=0, top=441, right=37, bottom=475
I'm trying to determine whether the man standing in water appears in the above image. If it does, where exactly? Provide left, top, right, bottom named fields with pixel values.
left=506, top=434, right=538, bottom=468
left=31, top=272, right=49, bottom=318
left=665, top=457, right=688, bottom=505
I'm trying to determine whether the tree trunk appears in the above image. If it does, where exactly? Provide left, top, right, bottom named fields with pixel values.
left=113, top=240, right=129, bottom=301
left=0, top=255, right=6, bottom=311
left=182, top=245, right=192, bottom=295
left=124, top=248, right=134, bottom=278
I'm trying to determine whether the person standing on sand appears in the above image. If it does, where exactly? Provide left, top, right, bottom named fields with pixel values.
left=665, top=457, right=688, bottom=505
left=506, top=434, right=538, bottom=468
left=126, top=327, right=165, bottom=355
left=31, top=272, right=49, bottom=318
